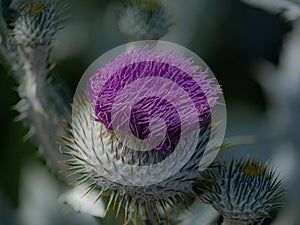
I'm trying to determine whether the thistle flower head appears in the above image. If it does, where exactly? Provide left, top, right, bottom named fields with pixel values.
left=60, top=41, right=226, bottom=222
left=200, top=157, right=285, bottom=224
left=118, top=0, right=171, bottom=40
left=87, top=46, right=220, bottom=154
left=12, top=0, right=67, bottom=47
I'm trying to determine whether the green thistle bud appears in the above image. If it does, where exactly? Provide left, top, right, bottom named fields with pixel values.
left=12, top=0, right=67, bottom=47
left=200, top=157, right=285, bottom=225
left=118, top=0, right=171, bottom=40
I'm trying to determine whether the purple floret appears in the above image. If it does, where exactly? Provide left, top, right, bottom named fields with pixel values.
left=87, top=46, right=221, bottom=153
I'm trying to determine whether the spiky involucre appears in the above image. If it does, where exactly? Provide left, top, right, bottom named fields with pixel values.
left=13, top=0, right=67, bottom=47
left=119, top=0, right=171, bottom=40
left=60, top=97, right=215, bottom=223
left=200, top=158, right=285, bottom=224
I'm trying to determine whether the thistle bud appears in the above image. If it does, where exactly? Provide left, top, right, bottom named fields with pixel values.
left=12, top=0, right=67, bottom=47
left=118, top=0, right=171, bottom=40
left=200, top=157, right=285, bottom=225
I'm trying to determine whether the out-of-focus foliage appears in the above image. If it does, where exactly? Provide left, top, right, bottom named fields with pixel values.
left=241, top=0, right=300, bottom=20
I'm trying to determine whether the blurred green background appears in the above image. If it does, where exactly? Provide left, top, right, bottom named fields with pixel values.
left=0, top=0, right=295, bottom=224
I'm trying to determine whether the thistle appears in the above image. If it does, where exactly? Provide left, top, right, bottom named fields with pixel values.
left=60, top=41, right=226, bottom=223
left=0, top=0, right=70, bottom=171
left=200, top=157, right=285, bottom=225
left=12, top=0, right=67, bottom=47
left=118, top=0, right=171, bottom=40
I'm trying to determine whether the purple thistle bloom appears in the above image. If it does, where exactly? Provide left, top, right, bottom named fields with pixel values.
left=61, top=42, right=226, bottom=222
left=87, top=46, right=221, bottom=153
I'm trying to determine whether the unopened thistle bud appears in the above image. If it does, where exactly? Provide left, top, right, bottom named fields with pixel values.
left=12, top=0, right=67, bottom=47
left=118, top=0, right=171, bottom=40
left=200, top=157, right=285, bottom=225
left=60, top=41, right=226, bottom=223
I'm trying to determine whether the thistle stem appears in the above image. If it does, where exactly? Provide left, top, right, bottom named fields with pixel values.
left=1, top=44, right=70, bottom=172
